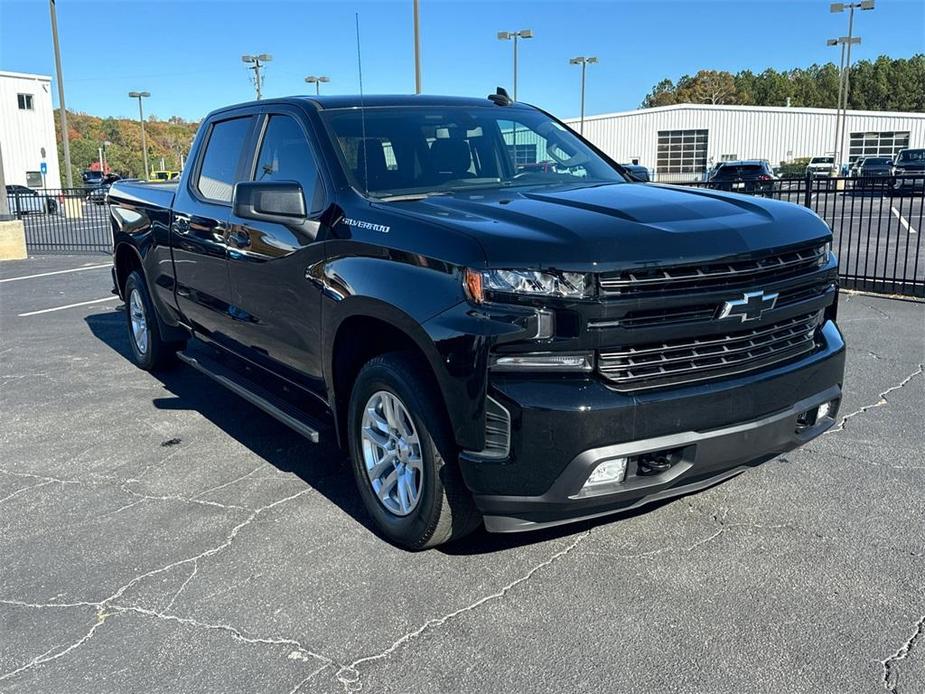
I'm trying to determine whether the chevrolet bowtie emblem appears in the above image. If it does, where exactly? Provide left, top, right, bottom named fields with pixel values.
left=717, top=290, right=779, bottom=322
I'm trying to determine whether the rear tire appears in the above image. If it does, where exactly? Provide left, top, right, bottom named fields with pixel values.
left=124, top=270, right=183, bottom=371
left=347, top=352, right=480, bottom=550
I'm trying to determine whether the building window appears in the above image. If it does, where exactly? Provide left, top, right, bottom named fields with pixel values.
left=26, top=171, right=43, bottom=188
left=656, top=129, right=708, bottom=178
left=17, top=93, right=34, bottom=110
left=506, top=144, right=538, bottom=166
left=848, top=131, right=910, bottom=162
left=720, top=153, right=738, bottom=161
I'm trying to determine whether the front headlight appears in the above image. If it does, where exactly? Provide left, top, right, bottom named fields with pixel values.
left=465, top=268, right=591, bottom=303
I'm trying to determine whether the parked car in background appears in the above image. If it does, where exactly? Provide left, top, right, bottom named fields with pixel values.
left=855, top=157, right=893, bottom=187
left=892, top=148, right=925, bottom=191
left=5, top=185, right=57, bottom=215
left=706, top=160, right=776, bottom=193
left=806, top=156, right=835, bottom=178
left=87, top=174, right=122, bottom=205
left=149, top=170, right=181, bottom=182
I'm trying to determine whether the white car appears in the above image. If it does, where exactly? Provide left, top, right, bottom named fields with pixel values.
left=805, top=156, right=836, bottom=178
left=5, top=185, right=57, bottom=215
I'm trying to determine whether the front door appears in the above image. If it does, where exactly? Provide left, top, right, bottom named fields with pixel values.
left=225, top=111, right=329, bottom=393
left=171, top=115, right=256, bottom=342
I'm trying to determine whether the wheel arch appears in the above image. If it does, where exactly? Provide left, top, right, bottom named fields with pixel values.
left=326, top=299, right=476, bottom=451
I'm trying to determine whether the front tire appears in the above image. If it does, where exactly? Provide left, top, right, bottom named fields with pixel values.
left=347, top=353, right=480, bottom=549
left=124, top=270, right=183, bottom=371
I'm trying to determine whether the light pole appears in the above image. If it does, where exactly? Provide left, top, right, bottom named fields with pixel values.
left=496, top=29, right=533, bottom=101
left=304, top=75, right=330, bottom=95
left=829, top=1, right=874, bottom=172
left=569, top=56, right=598, bottom=135
left=128, top=91, right=151, bottom=180
left=413, top=0, right=422, bottom=93
left=242, top=54, right=272, bottom=100
left=98, top=140, right=111, bottom=176
left=49, top=0, right=73, bottom=188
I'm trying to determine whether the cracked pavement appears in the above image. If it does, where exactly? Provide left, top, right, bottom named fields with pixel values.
left=1, top=256, right=923, bottom=693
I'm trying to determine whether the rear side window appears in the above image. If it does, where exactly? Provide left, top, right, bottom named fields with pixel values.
left=196, top=117, right=252, bottom=203
left=253, top=115, right=323, bottom=211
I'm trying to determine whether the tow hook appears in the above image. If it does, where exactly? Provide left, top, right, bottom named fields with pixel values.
left=635, top=449, right=682, bottom=476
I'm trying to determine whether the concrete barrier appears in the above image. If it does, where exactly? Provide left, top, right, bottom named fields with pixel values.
left=0, top=219, right=28, bottom=260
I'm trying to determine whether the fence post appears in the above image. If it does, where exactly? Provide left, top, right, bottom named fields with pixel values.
left=802, top=172, right=813, bottom=209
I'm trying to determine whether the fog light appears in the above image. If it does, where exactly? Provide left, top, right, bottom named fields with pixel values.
left=583, top=458, right=628, bottom=488
left=816, top=400, right=834, bottom=420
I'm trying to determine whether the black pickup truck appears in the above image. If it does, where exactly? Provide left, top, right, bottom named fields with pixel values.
left=108, top=92, right=845, bottom=549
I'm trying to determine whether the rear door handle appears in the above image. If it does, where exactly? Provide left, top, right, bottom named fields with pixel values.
left=228, top=230, right=251, bottom=248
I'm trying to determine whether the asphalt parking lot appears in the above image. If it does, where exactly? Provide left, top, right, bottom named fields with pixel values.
left=1, top=255, right=923, bottom=694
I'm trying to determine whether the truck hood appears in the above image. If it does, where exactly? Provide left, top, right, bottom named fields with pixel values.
left=380, top=182, right=828, bottom=270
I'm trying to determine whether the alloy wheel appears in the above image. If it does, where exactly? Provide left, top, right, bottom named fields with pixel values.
left=360, top=390, right=423, bottom=517
left=129, top=289, right=149, bottom=356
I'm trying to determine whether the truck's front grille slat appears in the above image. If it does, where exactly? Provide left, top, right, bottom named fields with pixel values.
left=599, top=244, right=826, bottom=296
left=598, top=311, right=821, bottom=391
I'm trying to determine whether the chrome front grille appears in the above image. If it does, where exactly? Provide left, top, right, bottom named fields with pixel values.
left=599, top=244, right=827, bottom=296
left=598, top=311, right=822, bottom=391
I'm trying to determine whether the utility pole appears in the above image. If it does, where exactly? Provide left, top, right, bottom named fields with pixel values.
left=0, top=143, right=11, bottom=219
left=242, top=54, right=272, bottom=100
left=129, top=92, right=151, bottom=180
left=413, top=0, right=422, bottom=93
left=49, top=0, right=73, bottom=188
left=497, top=29, right=533, bottom=101
left=829, top=1, right=874, bottom=172
left=569, top=56, right=598, bottom=135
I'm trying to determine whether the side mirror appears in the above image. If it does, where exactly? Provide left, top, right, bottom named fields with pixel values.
left=232, top=181, right=306, bottom=225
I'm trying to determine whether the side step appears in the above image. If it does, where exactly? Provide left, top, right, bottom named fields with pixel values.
left=176, top=350, right=322, bottom=443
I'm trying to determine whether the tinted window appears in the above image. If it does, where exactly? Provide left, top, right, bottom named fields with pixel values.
left=897, top=149, right=925, bottom=162
left=197, top=117, right=252, bottom=202
left=254, top=115, right=322, bottom=210
left=321, top=106, right=625, bottom=198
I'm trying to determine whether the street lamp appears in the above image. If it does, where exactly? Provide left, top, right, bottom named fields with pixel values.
left=496, top=29, right=533, bottom=101
left=242, top=54, right=272, bottom=100
left=828, top=0, right=874, bottom=172
left=128, top=91, right=151, bottom=180
left=304, top=75, right=330, bottom=95
left=569, top=56, right=598, bottom=135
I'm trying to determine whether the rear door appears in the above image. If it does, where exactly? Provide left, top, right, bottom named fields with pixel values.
left=171, top=113, right=257, bottom=342
left=224, top=107, right=330, bottom=393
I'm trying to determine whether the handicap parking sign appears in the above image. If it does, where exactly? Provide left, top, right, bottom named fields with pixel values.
left=40, top=162, right=47, bottom=174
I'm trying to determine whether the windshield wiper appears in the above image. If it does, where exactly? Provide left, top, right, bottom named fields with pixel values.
left=374, top=191, right=450, bottom=202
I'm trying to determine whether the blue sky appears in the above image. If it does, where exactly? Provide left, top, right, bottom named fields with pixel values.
left=1, top=0, right=923, bottom=122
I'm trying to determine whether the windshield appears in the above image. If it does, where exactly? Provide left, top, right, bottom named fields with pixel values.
left=319, top=106, right=626, bottom=198
left=897, top=149, right=925, bottom=162
left=810, top=157, right=834, bottom=164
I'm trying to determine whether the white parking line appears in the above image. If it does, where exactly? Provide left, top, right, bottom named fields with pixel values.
left=0, top=263, right=111, bottom=283
left=891, top=206, right=918, bottom=234
left=18, top=296, right=119, bottom=317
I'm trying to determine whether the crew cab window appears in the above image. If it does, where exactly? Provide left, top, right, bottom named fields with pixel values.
left=196, top=117, right=252, bottom=203
left=254, top=115, right=323, bottom=211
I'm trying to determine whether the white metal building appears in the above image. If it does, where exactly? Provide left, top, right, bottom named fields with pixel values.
left=0, top=70, right=62, bottom=189
left=563, top=103, right=925, bottom=181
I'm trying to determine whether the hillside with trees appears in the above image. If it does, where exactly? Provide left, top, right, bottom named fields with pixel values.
left=641, top=54, right=925, bottom=112
left=54, top=110, right=200, bottom=183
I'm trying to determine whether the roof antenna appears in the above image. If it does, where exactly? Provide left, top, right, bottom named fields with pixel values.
left=355, top=12, right=369, bottom=197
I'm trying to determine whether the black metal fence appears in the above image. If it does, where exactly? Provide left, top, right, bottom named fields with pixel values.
left=9, top=188, right=112, bottom=254
left=677, top=174, right=924, bottom=298
left=10, top=176, right=925, bottom=298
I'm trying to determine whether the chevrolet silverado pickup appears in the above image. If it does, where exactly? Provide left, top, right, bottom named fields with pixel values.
left=108, top=91, right=846, bottom=549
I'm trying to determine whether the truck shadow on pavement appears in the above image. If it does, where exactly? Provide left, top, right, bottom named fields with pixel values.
left=85, top=308, right=672, bottom=555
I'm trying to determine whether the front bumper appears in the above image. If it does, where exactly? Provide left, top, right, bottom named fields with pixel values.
left=464, top=320, right=846, bottom=533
